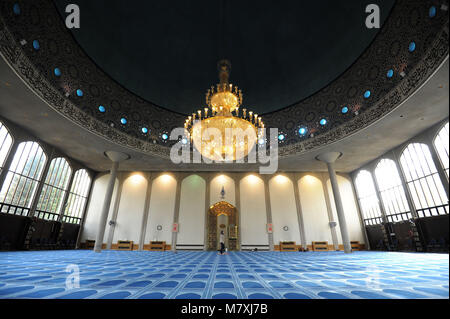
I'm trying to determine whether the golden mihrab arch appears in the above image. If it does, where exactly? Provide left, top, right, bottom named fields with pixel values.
left=207, top=201, right=239, bottom=251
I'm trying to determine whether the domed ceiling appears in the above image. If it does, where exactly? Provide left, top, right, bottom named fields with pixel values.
left=53, top=0, right=395, bottom=115
left=0, top=0, right=448, bottom=161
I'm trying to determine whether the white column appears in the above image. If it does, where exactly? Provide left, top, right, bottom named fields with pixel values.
left=94, top=151, right=129, bottom=253
left=234, top=174, right=242, bottom=251
left=291, top=173, right=307, bottom=248
left=317, top=152, right=352, bottom=253
left=263, top=175, right=274, bottom=251
left=320, top=172, right=340, bottom=250
left=203, top=175, right=211, bottom=251
left=138, top=173, right=153, bottom=251
left=171, top=174, right=182, bottom=252
left=106, top=173, right=125, bottom=249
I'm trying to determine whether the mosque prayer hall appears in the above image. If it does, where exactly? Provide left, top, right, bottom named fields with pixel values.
left=0, top=0, right=448, bottom=307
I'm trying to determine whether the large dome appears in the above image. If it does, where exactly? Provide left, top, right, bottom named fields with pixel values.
left=54, top=0, right=395, bottom=115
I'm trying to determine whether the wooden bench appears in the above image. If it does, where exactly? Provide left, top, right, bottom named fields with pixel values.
left=351, top=241, right=360, bottom=251
left=117, top=240, right=133, bottom=250
left=312, top=241, right=329, bottom=251
left=85, top=240, right=95, bottom=249
left=280, top=241, right=297, bottom=252
left=145, top=241, right=166, bottom=251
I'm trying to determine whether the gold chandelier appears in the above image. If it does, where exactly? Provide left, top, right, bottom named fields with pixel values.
left=184, top=60, right=264, bottom=161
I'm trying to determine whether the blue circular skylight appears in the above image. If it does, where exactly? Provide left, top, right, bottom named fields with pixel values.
left=141, top=127, right=148, bottom=134
left=76, top=89, right=83, bottom=97
left=258, top=138, right=265, bottom=145
left=429, top=6, right=436, bottom=18
left=364, top=90, right=371, bottom=99
left=409, top=42, right=416, bottom=52
left=162, top=133, right=169, bottom=140
left=32, top=40, right=40, bottom=50
left=278, top=134, right=285, bottom=141
left=120, top=118, right=127, bottom=125
left=386, top=69, right=394, bottom=78
left=13, top=3, right=20, bottom=15
left=298, top=127, right=307, bottom=135
left=341, top=106, right=349, bottom=114
left=319, top=118, right=327, bottom=126
left=181, top=137, right=188, bottom=145
left=54, top=68, right=61, bottom=77
left=98, top=105, right=105, bottom=113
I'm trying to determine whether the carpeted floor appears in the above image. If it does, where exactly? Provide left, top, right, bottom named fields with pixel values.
left=0, top=250, right=448, bottom=299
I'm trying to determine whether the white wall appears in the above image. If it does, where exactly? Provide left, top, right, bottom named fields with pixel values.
left=177, top=175, right=206, bottom=246
left=240, top=175, right=268, bottom=246
left=82, top=171, right=364, bottom=250
left=210, top=175, right=235, bottom=205
left=327, top=175, right=365, bottom=243
left=144, top=174, right=176, bottom=243
left=81, top=173, right=118, bottom=243
left=112, top=173, right=147, bottom=243
left=298, top=175, right=333, bottom=244
left=269, top=175, right=301, bottom=244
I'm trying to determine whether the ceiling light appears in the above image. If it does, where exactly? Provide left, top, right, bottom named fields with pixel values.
left=184, top=60, right=264, bottom=161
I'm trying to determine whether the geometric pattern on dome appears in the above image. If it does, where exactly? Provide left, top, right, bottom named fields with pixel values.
left=0, top=0, right=448, bottom=159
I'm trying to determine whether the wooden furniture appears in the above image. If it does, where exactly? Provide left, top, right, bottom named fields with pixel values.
left=117, top=240, right=133, bottom=250
left=351, top=241, right=360, bottom=251
left=312, top=241, right=329, bottom=251
left=280, top=241, right=297, bottom=252
left=85, top=240, right=95, bottom=249
left=147, top=241, right=166, bottom=251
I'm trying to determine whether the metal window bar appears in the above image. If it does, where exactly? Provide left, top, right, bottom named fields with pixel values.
left=36, top=158, right=72, bottom=218
left=0, top=143, right=46, bottom=210
left=0, top=203, right=30, bottom=216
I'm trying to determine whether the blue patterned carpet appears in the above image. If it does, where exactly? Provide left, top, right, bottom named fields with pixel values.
left=0, top=250, right=448, bottom=299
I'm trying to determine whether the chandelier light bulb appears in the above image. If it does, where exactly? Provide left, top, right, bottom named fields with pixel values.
left=185, top=60, right=264, bottom=161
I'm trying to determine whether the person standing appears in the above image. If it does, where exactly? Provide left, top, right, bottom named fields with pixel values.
left=219, top=230, right=226, bottom=255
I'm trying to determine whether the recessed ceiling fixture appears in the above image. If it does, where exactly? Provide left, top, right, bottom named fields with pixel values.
left=184, top=60, right=264, bottom=161
left=13, top=3, right=20, bottom=15
left=298, top=127, right=307, bottom=135
left=429, top=6, right=436, bottom=18
left=386, top=69, right=394, bottom=78
left=32, top=40, right=40, bottom=50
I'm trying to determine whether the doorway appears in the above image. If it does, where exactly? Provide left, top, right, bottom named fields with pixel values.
left=207, top=201, right=239, bottom=251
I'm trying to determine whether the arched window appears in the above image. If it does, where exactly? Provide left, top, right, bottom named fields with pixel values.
left=355, top=170, right=383, bottom=225
left=433, top=122, right=449, bottom=178
left=0, top=121, right=13, bottom=173
left=35, top=157, right=72, bottom=221
left=62, top=169, right=91, bottom=224
left=400, top=143, right=448, bottom=217
left=374, top=159, right=411, bottom=222
left=0, top=141, right=47, bottom=216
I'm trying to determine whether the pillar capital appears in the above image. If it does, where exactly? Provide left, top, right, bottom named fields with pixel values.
left=316, top=152, right=342, bottom=164
left=104, top=151, right=130, bottom=163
